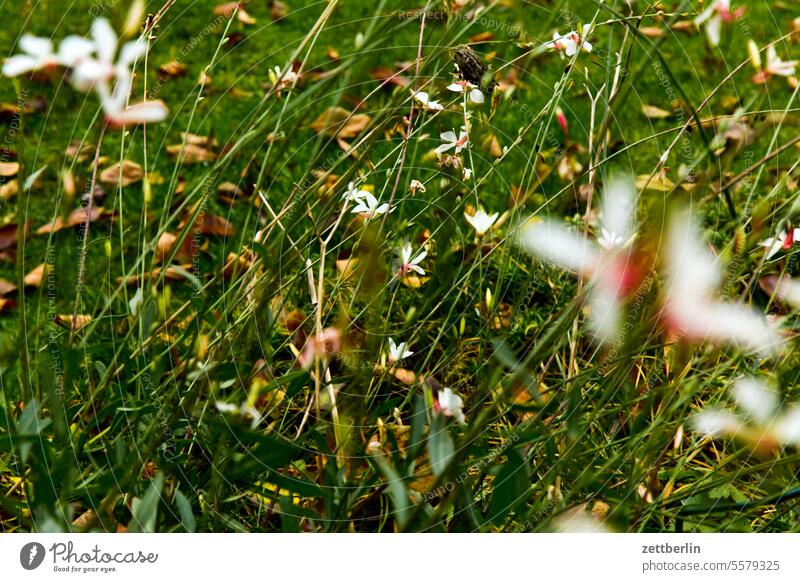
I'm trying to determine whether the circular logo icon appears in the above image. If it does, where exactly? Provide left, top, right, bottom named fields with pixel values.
left=20, top=542, right=46, bottom=570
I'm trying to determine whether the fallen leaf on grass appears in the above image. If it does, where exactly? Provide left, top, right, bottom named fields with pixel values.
left=0, top=180, right=19, bottom=200
left=35, top=206, right=105, bottom=235
left=158, top=61, right=187, bottom=77
left=117, top=264, right=194, bottom=285
left=23, top=263, right=48, bottom=287
left=187, top=211, right=235, bottom=236
left=0, top=298, right=14, bottom=314
left=268, top=0, right=288, bottom=20
left=0, top=278, right=16, bottom=295
left=0, top=223, right=23, bottom=251
left=368, top=67, right=410, bottom=88
left=0, top=162, right=19, bottom=177
left=641, top=104, right=673, bottom=119
left=55, top=314, right=92, bottom=331
left=635, top=173, right=676, bottom=192
left=311, top=107, right=371, bottom=139
left=100, top=160, right=143, bottom=187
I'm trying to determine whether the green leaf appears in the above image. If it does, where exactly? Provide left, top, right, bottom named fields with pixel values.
left=173, top=489, right=196, bottom=532
left=371, top=454, right=410, bottom=529
left=489, top=448, right=530, bottom=524
left=427, top=414, right=455, bottom=478
left=129, top=473, right=165, bottom=532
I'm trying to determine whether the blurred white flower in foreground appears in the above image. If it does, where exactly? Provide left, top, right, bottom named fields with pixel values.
left=691, top=376, right=800, bottom=453
left=1, top=33, right=94, bottom=77
left=394, top=241, right=427, bottom=277
left=3, top=17, right=168, bottom=127
left=437, top=387, right=465, bottom=424
left=412, top=91, right=443, bottom=111
left=662, top=211, right=782, bottom=356
left=446, top=80, right=484, bottom=104
left=547, top=25, right=593, bottom=58
left=386, top=338, right=413, bottom=363
left=520, top=176, right=639, bottom=343
left=464, top=208, right=498, bottom=237
left=351, top=191, right=392, bottom=219
left=435, top=128, right=469, bottom=155
left=694, top=0, right=745, bottom=47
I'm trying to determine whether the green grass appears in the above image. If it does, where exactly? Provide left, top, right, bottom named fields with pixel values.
left=1, top=0, right=800, bottom=532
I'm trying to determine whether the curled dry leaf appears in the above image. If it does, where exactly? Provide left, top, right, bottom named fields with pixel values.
left=0, top=179, right=19, bottom=200
left=117, top=264, right=194, bottom=285
left=369, top=67, right=410, bottom=88
left=639, top=27, right=663, bottom=38
left=268, top=0, right=289, bottom=20
left=158, top=61, right=188, bottom=77
left=36, top=206, right=105, bottom=235
left=167, top=136, right=217, bottom=164
left=641, top=104, right=672, bottom=119
left=0, top=222, right=23, bottom=251
left=24, top=263, right=48, bottom=287
left=310, top=107, right=371, bottom=139
left=0, top=278, right=16, bottom=295
left=0, top=161, right=19, bottom=177
left=55, top=314, right=93, bottom=331
left=100, top=160, right=144, bottom=187
left=193, top=212, right=235, bottom=236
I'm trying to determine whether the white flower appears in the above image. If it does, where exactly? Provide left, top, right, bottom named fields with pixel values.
left=462, top=167, right=473, bottom=180
left=412, top=90, right=443, bottom=111
left=2, top=33, right=94, bottom=77
left=691, top=376, right=800, bottom=449
left=765, top=46, right=797, bottom=78
left=351, top=191, right=392, bottom=219
left=387, top=338, right=413, bottom=363
left=437, top=387, right=465, bottom=424
left=464, top=209, right=498, bottom=236
left=435, top=128, right=469, bottom=155
left=520, top=176, right=637, bottom=343
left=269, top=65, right=299, bottom=92
left=342, top=181, right=370, bottom=202
left=446, top=80, right=484, bottom=104
left=694, top=0, right=744, bottom=47
left=663, top=211, right=782, bottom=356
left=547, top=25, right=593, bottom=58
left=394, top=241, right=427, bottom=277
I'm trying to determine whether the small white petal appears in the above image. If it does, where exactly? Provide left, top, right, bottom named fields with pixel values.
left=520, top=219, right=599, bottom=275
left=2, top=55, right=40, bottom=77
left=19, top=34, right=53, bottom=58
left=91, top=18, right=118, bottom=63
left=691, top=409, right=742, bottom=437
left=733, top=377, right=778, bottom=424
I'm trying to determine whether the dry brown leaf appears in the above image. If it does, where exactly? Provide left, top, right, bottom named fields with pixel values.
left=24, top=263, right=47, bottom=287
left=156, top=232, right=179, bottom=262
left=0, top=223, right=22, bottom=251
left=158, top=61, right=187, bottom=77
left=639, top=27, right=663, bottom=38
left=468, top=31, right=495, bottom=43
left=0, top=179, right=19, bottom=200
left=368, top=67, right=410, bottom=88
left=310, top=107, right=371, bottom=139
left=671, top=20, right=694, bottom=32
left=0, top=298, right=14, bottom=314
left=193, top=212, right=235, bottom=236
left=213, top=1, right=241, bottom=16
left=483, top=134, right=503, bottom=157
left=0, top=278, right=16, bottom=296
left=268, top=0, right=289, bottom=20
left=0, top=161, right=19, bottom=177
left=393, top=368, right=416, bottom=385
left=237, top=7, right=256, bottom=24
left=35, top=206, right=104, bottom=235
left=336, top=258, right=359, bottom=281
left=326, top=47, right=340, bottom=60
left=117, top=264, right=193, bottom=285
left=641, top=104, right=673, bottom=119
left=99, top=160, right=143, bottom=187
left=55, top=314, right=92, bottom=331
left=166, top=143, right=217, bottom=164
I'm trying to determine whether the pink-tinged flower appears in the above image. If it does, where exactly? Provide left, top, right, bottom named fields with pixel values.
left=409, top=179, right=426, bottom=194
left=298, top=327, right=342, bottom=369
left=394, top=241, right=427, bottom=277
left=520, top=176, right=640, bottom=343
left=435, top=128, right=469, bottom=155
left=662, top=211, right=782, bottom=356
left=412, top=90, right=443, bottom=111
left=694, top=0, right=745, bottom=47
left=691, top=376, right=800, bottom=453
left=758, top=226, right=800, bottom=259
left=269, top=65, right=299, bottom=94
left=753, top=46, right=798, bottom=83
left=436, top=387, right=465, bottom=424
left=350, top=191, right=392, bottom=219
left=555, top=106, right=568, bottom=136
left=547, top=25, right=593, bottom=59
left=446, top=80, right=484, bottom=104
left=70, top=18, right=146, bottom=90
left=2, top=33, right=94, bottom=77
